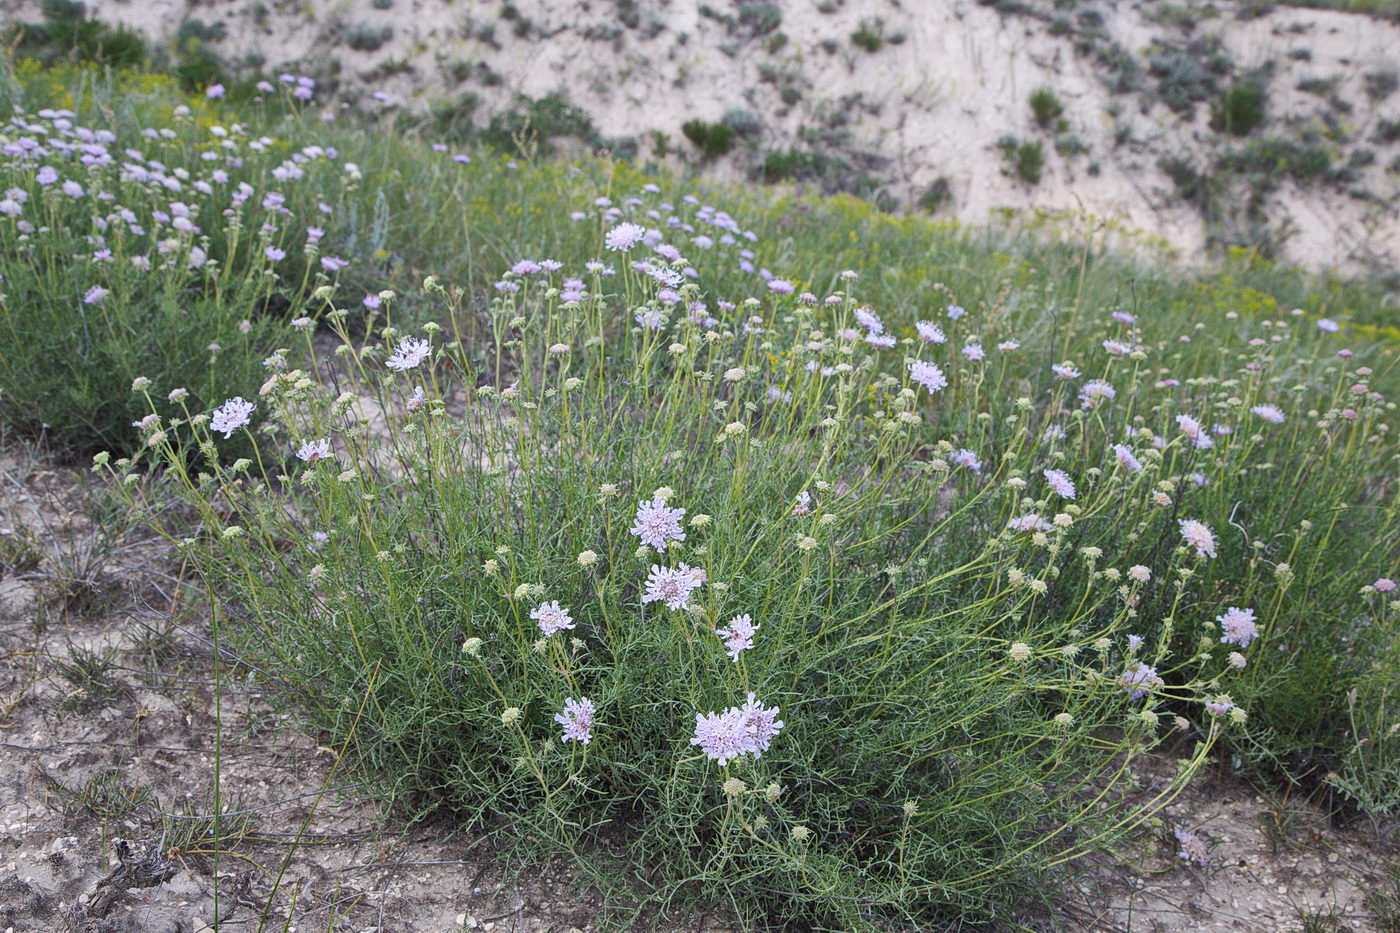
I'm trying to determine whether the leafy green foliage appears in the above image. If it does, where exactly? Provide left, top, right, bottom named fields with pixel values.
left=681, top=119, right=737, bottom=159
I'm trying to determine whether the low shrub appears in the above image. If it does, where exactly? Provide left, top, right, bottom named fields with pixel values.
left=1029, top=87, right=1065, bottom=128
left=681, top=119, right=737, bottom=159
left=1210, top=80, right=1269, bottom=136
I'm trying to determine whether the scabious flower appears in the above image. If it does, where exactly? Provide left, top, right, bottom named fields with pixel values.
left=691, top=694, right=783, bottom=765
left=951, top=448, right=982, bottom=473
left=1112, top=443, right=1143, bottom=472
left=908, top=360, right=947, bottom=394
left=854, top=307, right=884, bottom=334
left=961, top=342, right=985, bottom=361
left=555, top=697, right=595, bottom=745
left=531, top=600, right=575, bottom=637
left=1250, top=403, right=1285, bottom=424
left=296, top=438, right=333, bottom=462
left=916, top=320, right=946, bottom=344
left=83, top=285, right=109, bottom=304
left=1043, top=468, right=1076, bottom=499
left=1128, top=565, right=1151, bottom=583
left=1179, top=519, right=1217, bottom=559
left=1316, top=318, right=1339, bottom=333
left=1079, top=379, right=1115, bottom=409
left=1174, top=828, right=1210, bottom=865
left=1216, top=606, right=1258, bottom=648
left=1121, top=662, right=1163, bottom=700
left=793, top=491, right=812, bottom=515
left=1176, top=414, right=1214, bottom=449
left=631, top=497, right=686, bottom=552
left=690, top=708, right=750, bottom=766
left=716, top=613, right=758, bottom=661
left=1008, top=513, right=1051, bottom=532
left=387, top=337, right=431, bottom=371
left=642, top=563, right=704, bottom=610
left=605, top=221, right=646, bottom=251
left=1205, top=695, right=1235, bottom=716
left=210, top=397, right=255, bottom=438
left=1375, top=578, right=1397, bottom=593
left=1052, top=362, right=1080, bottom=380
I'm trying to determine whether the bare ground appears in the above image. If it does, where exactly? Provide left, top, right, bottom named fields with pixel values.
left=0, top=440, right=1395, bottom=933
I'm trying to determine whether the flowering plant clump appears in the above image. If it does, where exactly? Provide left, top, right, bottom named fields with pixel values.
left=70, top=71, right=1400, bottom=931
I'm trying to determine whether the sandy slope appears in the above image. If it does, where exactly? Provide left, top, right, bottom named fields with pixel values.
left=6, top=0, right=1400, bottom=272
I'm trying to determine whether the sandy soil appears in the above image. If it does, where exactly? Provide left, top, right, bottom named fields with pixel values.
left=4, top=0, right=1399, bottom=275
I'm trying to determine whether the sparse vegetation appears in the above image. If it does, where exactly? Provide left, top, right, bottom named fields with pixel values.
left=681, top=118, right=737, bottom=158
left=1210, top=79, right=1269, bottom=136
left=1029, top=86, right=1066, bottom=128
left=850, top=18, right=886, bottom=52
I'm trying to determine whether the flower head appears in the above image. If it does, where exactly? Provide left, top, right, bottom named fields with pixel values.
left=642, top=563, right=704, bottom=610
left=1121, top=662, right=1162, bottom=700
left=1216, top=606, right=1258, bottom=648
left=1043, top=468, right=1076, bottom=499
left=555, top=697, right=595, bottom=745
left=210, top=397, right=255, bottom=438
left=1179, top=519, right=1217, bottom=559
left=1250, top=403, right=1285, bottom=424
left=296, top=438, right=333, bottom=463
left=605, top=221, right=646, bottom=251
left=631, top=497, right=686, bottom=552
left=387, top=337, right=431, bottom=372
left=716, top=613, right=758, bottom=662
left=531, top=600, right=576, bottom=637
left=908, top=360, right=947, bottom=394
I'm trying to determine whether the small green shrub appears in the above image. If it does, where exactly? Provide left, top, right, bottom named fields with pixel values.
left=480, top=93, right=600, bottom=155
left=850, top=18, right=885, bottom=52
left=1029, top=87, right=1065, bottom=128
left=345, top=22, right=393, bottom=52
left=1217, top=136, right=1333, bottom=183
left=8, top=0, right=148, bottom=68
left=737, top=2, right=782, bottom=35
left=681, top=119, right=736, bottom=159
left=1210, top=80, right=1269, bottom=136
left=1364, top=70, right=1399, bottom=101
left=999, top=137, right=1045, bottom=184
left=916, top=176, right=953, bottom=212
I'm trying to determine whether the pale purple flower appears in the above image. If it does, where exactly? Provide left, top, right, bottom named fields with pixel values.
left=387, top=337, right=431, bottom=371
left=1176, top=414, right=1214, bottom=449
left=210, top=397, right=255, bottom=438
left=961, top=342, right=985, bottom=361
left=1179, top=519, right=1217, bottom=559
left=1112, top=311, right=1137, bottom=323
left=1121, top=662, right=1162, bottom=700
left=635, top=307, right=665, bottom=330
left=62, top=180, right=84, bottom=198
left=690, top=707, right=750, bottom=766
left=866, top=333, right=896, bottom=349
left=1079, top=379, right=1115, bottom=408
left=264, top=245, right=286, bottom=262
left=631, top=497, right=686, bottom=552
left=1043, top=468, right=1076, bottom=499
left=531, top=600, right=576, bottom=637
left=555, top=697, right=595, bottom=745
left=1375, top=578, right=1397, bottom=593
left=908, top=360, right=947, bottom=394
left=1102, top=339, right=1132, bottom=356
left=1008, top=513, right=1051, bottom=532
left=406, top=385, right=426, bottom=412
left=1174, top=828, right=1209, bottom=865
left=1052, top=362, right=1080, bottom=380
left=793, top=491, right=811, bottom=515
left=946, top=304, right=965, bottom=320
left=320, top=255, right=348, bottom=272
left=1112, top=443, right=1142, bottom=472
left=1216, top=606, right=1258, bottom=648
left=83, top=285, right=109, bottom=304
left=642, top=563, right=704, bottom=610
left=916, top=320, right=946, bottom=344
left=951, top=448, right=982, bottom=473
left=1127, top=634, right=1144, bottom=653
left=1250, top=404, right=1285, bottom=424
left=767, top=278, right=794, bottom=294
left=854, top=307, right=883, bottom=334
left=716, top=613, right=758, bottom=662
left=206, top=83, right=225, bottom=99
left=605, top=221, right=646, bottom=251
left=736, top=693, right=783, bottom=758
left=296, top=438, right=333, bottom=463
left=1317, top=318, right=1339, bottom=333
left=1205, top=695, right=1234, bottom=716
